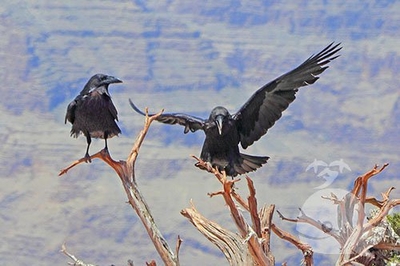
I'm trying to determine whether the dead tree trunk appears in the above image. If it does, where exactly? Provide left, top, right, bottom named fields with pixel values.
left=182, top=158, right=314, bottom=266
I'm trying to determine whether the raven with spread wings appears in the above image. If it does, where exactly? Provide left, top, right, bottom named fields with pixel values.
left=130, top=43, right=341, bottom=176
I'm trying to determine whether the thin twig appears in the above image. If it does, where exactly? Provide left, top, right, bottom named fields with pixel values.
left=61, top=243, right=97, bottom=266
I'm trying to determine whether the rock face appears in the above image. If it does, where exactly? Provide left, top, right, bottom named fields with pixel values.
left=0, top=1, right=399, bottom=265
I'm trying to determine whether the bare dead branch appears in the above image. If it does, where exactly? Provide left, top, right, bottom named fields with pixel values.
left=351, top=163, right=389, bottom=199
left=146, top=260, right=157, bottom=266
left=175, top=235, right=183, bottom=264
left=58, top=148, right=117, bottom=176
left=271, top=224, right=313, bottom=266
left=182, top=158, right=276, bottom=265
left=125, top=108, right=164, bottom=181
left=61, top=243, right=97, bottom=266
left=259, top=204, right=275, bottom=256
left=276, top=209, right=298, bottom=223
left=60, top=109, right=180, bottom=266
left=218, top=172, right=272, bottom=265
left=275, top=163, right=399, bottom=266
left=338, top=164, right=390, bottom=264
left=238, top=177, right=273, bottom=266
left=181, top=201, right=250, bottom=265
left=247, top=177, right=262, bottom=238
left=278, top=207, right=341, bottom=243
left=340, top=244, right=375, bottom=266
left=365, top=186, right=395, bottom=208
left=207, top=190, right=225, bottom=197
left=231, top=189, right=251, bottom=212
left=365, top=198, right=400, bottom=230
left=192, top=155, right=250, bottom=211
left=374, top=242, right=400, bottom=251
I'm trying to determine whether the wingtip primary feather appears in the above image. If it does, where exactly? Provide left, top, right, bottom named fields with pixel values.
left=129, top=98, right=146, bottom=116
left=316, top=42, right=342, bottom=62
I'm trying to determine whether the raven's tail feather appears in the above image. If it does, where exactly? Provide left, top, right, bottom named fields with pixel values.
left=229, top=153, right=269, bottom=177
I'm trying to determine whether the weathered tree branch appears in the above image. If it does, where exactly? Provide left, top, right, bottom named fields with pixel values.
left=338, top=164, right=393, bottom=265
left=270, top=224, right=314, bottom=266
left=219, top=176, right=271, bottom=266
left=183, top=158, right=278, bottom=265
left=59, top=109, right=179, bottom=266
left=193, top=155, right=250, bottom=211
left=276, top=208, right=342, bottom=244
left=247, top=177, right=262, bottom=237
left=259, top=204, right=275, bottom=259
left=276, top=163, right=400, bottom=266
left=181, top=201, right=251, bottom=265
left=61, top=243, right=97, bottom=266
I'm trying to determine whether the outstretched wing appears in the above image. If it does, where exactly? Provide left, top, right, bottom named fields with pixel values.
left=129, top=99, right=206, bottom=133
left=234, top=42, right=342, bottom=149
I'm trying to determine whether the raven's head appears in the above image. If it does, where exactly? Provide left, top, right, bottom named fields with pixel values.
left=81, top=74, right=122, bottom=96
left=209, top=106, right=230, bottom=135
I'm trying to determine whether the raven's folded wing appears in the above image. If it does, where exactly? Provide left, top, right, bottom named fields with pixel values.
left=234, top=42, right=342, bottom=149
left=105, top=95, right=119, bottom=121
left=65, top=96, right=80, bottom=124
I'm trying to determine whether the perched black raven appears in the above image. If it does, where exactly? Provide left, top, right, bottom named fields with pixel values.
left=130, top=43, right=341, bottom=176
left=65, top=74, right=122, bottom=162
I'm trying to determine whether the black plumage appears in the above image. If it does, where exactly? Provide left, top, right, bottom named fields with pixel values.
left=65, top=74, right=122, bottom=162
left=130, top=43, right=341, bottom=176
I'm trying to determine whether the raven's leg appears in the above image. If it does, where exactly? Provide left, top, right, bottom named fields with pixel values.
left=103, top=132, right=109, bottom=154
left=84, top=133, right=92, bottom=163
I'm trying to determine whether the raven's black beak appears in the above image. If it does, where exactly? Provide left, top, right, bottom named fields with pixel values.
left=97, top=76, right=122, bottom=97
left=105, top=76, right=123, bottom=84
left=215, top=115, right=224, bottom=135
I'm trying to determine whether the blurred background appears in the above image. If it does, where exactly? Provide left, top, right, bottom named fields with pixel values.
left=0, top=1, right=399, bottom=265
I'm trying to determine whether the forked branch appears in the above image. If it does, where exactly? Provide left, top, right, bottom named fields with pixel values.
left=183, top=157, right=278, bottom=265
left=59, top=109, right=179, bottom=266
left=276, top=163, right=400, bottom=266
